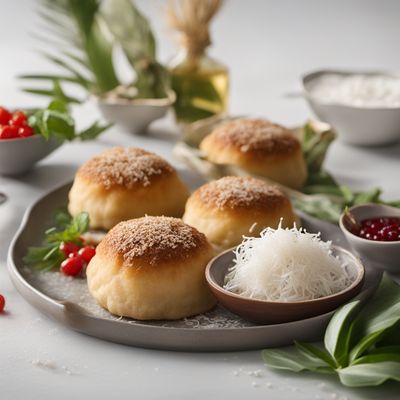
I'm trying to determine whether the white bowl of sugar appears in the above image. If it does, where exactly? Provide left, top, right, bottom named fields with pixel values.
left=302, top=69, right=400, bottom=146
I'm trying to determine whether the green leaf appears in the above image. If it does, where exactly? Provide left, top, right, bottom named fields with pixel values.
left=24, top=211, right=90, bottom=272
left=349, top=274, right=400, bottom=361
left=293, top=196, right=344, bottom=224
left=19, top=73, right=84, bottom=84
left=324, top=300, right=361, bottom=368
left=301, top=122, right=336, bottom=173
left=29, top=106, right=75, bottom=141
left=40, top=52, right=91, bottom=88
left=295, top=341, right=336, bottom=368
left=262, top=348, right=331, bottom=373
left=23, top=244, right=64, bottom=272
left=101, top=0, right=156, bottom=62
left=47, top=212, right=89, bottom=243
left=21, top=87, right=82, bottom=104
left=101, top=0, right=169, bottom=98
left=78, top=121, right=113, bottom=141
left=338, top=361, right=400, bottom=387
left=54, top=208, right=73, bottom=228
left=352, top=347, right=400, bottom=365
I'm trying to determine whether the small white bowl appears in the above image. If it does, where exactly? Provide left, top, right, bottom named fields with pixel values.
left=92, top=92, right=175, bottom=134
left=303, top=69, right=400, bottom=146
left=0, top=135, right=61, bottom=176
left=339, top=203, right=400, bottom=273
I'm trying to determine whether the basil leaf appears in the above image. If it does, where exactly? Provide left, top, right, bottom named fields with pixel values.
left=324, top=300, right=361, bottom=367
left=338, top=361, right=400, bottom=387
left=349, top=274, right=400, bottom=361
left=262, top=348, right=330, bottom=373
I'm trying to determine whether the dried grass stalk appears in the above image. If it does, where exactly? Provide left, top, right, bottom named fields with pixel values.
left=167, top=0, right=223, bottom=62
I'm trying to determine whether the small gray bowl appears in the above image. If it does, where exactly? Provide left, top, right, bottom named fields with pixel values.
left=339, top=203, right=400, bottom=273
left=92, top=91, right=175, bottom=134
left=0, top=134, right=61, bottom=176
left=303, top=69, right=400, bottom=146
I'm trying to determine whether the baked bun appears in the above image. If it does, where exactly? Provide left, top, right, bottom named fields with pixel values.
left=182, top=176, right=298, bottom=250
left=68, top=147, right=190, bottom=230
left=87, top=216, right=216, bottom=320
left=200, top=118, right=307, bottom=189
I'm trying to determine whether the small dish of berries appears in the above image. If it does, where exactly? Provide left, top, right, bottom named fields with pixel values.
left=0, top=107, right=34, bottom=140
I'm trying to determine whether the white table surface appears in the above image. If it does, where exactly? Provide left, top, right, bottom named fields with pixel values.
left=1, top=1, right=400, bottom=399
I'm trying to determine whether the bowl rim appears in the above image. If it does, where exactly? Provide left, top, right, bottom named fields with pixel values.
left=90, top=89, right=176, bottom=107
left=339, top=203, right=400, bottom=246
left=205, top=244, right=365, bottom=306
left=302, top=68, right=400, bottom=111
left=0, top=133, right=49, bottom=143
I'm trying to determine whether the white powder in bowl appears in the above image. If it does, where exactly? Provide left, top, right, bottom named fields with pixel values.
left=307, top=73, right=400, bottom=108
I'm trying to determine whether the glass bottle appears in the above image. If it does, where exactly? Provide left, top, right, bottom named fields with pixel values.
left=169, top=50, right=229, bottom=124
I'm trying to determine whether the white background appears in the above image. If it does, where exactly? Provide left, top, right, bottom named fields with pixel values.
left=1, top=1, right=400, bottom=399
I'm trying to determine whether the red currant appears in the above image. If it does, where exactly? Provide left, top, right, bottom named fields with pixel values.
left=0, top=107, right=11, bottom=124
left=78, top=246, right=96, bottom=263
left=60, top=256, right=85, bottom=276
left=0, top=125, right=19, bottom=139
left=11, top=111, right=27, bottom=126
left=18, top=125, right=34, bottom=138
left=59, top=241, right=81, bottom=257
left=358, top=216, right=400, bottom=242
left=0, top=294, right=5, bottom=313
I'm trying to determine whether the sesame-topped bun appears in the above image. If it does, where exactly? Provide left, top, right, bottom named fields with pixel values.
left=68, top=147, right=190, bottom=230
left=200, top=118, right=307, bottom=189
left=182, top=176, right=299, bottom=250
left=87, top=216, right=216, bottom=320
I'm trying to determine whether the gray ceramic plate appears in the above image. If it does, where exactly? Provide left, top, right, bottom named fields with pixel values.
left=7, top=175, right=382, bottom=352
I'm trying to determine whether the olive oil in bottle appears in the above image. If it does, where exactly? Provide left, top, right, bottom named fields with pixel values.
left=170, top=52, right=229, bottom=123
left=167, top=0, right=228, bottom=124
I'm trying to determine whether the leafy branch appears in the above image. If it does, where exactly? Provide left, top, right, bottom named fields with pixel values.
left=23, top=209, right=89, bottom=271
left=295, top=122, right=400, bottom=223
left=262, top=274, right=400, bottom=387
left=20, top=0, right=169, bottom=103
left=27, top=94, right=111, bottom=142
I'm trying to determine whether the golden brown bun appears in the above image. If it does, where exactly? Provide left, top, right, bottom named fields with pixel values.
left=182, top=176, right=299, bottom=250
left=200, top=118, right=307, bottom=189
left=87, top=216, right=217, bottom=320
left=68, top=147, right=190, bottom=230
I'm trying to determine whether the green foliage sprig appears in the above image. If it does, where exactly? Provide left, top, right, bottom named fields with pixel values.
left=23, top=209, right=89, bottom=271
left=27, top=97, right=111, bottom=142
left=296, top=122, right=400, bottom=223
left=20, top=0, right=169, bottom=102
left=262, top=274, right=400, bottom=387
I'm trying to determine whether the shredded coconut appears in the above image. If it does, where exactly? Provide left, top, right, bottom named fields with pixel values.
left=196, top=176, right=287, bottom=210
left=78, top=147, right=173, bottom=189
left=224, top=223, right=354, bottom=302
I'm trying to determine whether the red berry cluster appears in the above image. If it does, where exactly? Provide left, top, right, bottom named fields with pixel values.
left=0, top=107, right=34, bottom=139
left=0, top=294, right=5, bottom=313
left=356, top=217, right=400, bottom=242
left=59, top=241, right=96, bottom=277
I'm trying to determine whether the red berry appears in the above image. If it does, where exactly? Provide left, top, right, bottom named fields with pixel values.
left=0, top=294, right=5, bottom=313
left=0, top=107, right=11, bottom=124
left=0, top=125, right=19, bottom=139
left=18, top=125, right=34, bottom=138
left=60, top=256, right=85, bottom=276
left=11, top=111, right=27, bottom=126
left=59, top=241, right=81, bottom=257
left=358, top=216, right=400, bottom=242
left=78, top=246, right=96, bottom=263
